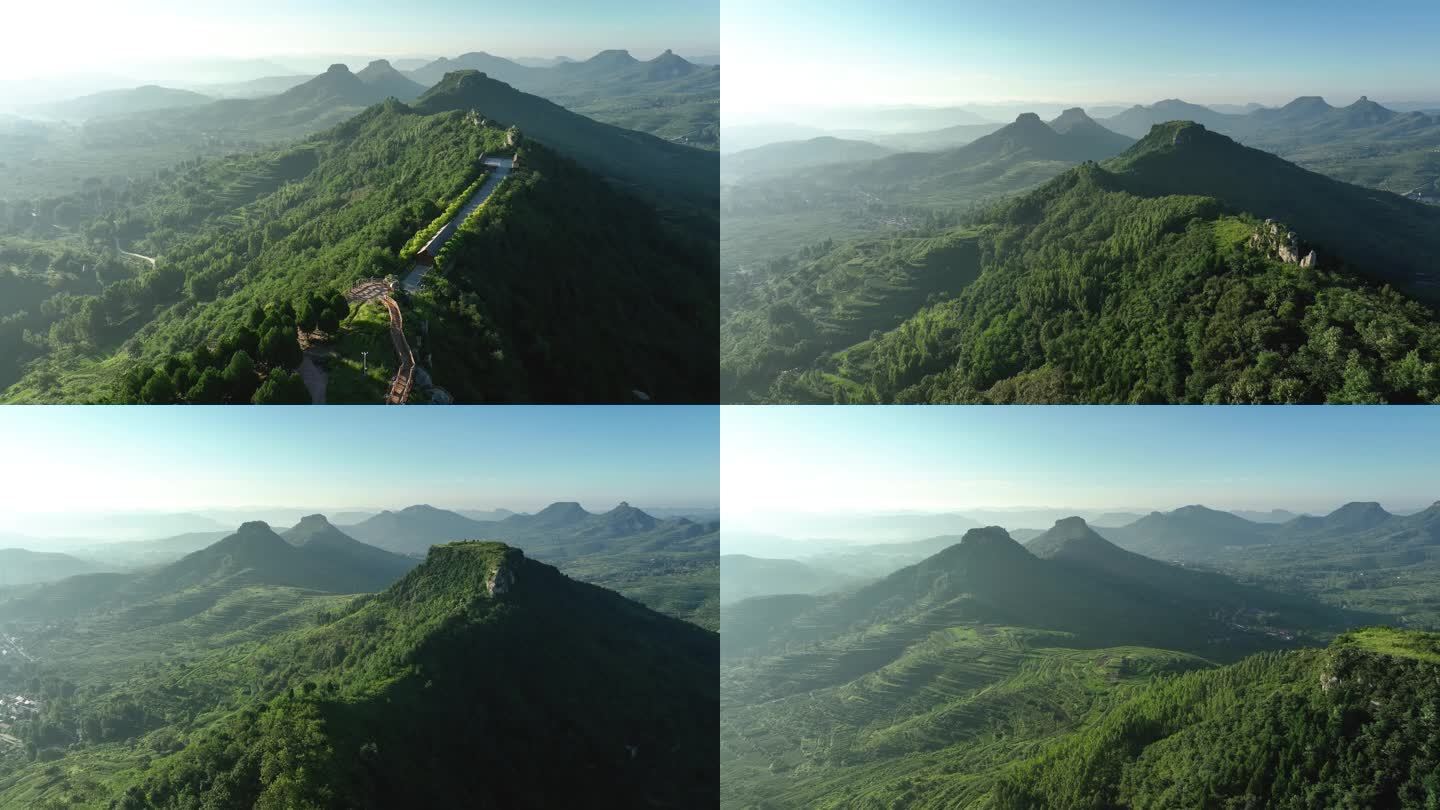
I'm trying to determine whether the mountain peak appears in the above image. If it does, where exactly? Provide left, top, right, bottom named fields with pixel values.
left=237, top=520, right=273, bottom=533
left=366, top=59, right=391, bottom=69
left=1014, top=112, right=1043, bottom=125
left=294, top=514, right=333, bottom=528
left=957, top=525, right=1028, bottom=557
left=528, top=502, right=592, bottom=526
left=1050, top=515, right=1091, bottom=533
left=1027, top=516, right=1120, bottom=560
left=588, top=49, right=637, bottom=65
left=1282, top=95, right=1332, bottom=113
left=325, top=63, right=351, bottom=75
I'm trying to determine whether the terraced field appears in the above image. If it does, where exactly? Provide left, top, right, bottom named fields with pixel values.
left=7, top=583, right=354, bottom=687
left=721, top=624, right=1211, bottom=810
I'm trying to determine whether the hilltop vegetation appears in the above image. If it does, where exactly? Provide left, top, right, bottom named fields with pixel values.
left=723, top=123, right=1440, bottom=403
left=2, top=75, right=717, bottom=403
left=0, top=541, right=717, bottom=808
left=340, top=502, right=720, bottom=629
left=408, top=49, right=720, bottom=148
left=993, top=629, right=1440, bottom=809
left=720, top=522, right=1352, bottom=808
left=721, top=110, right=1131, bottom=278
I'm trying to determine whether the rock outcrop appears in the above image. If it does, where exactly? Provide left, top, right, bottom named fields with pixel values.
left=1251, top=219, right=1318, bottom=268
left=486, top=561, right=516, bottom=596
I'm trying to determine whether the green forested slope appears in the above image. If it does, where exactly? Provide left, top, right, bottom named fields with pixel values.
left=0, top=542, right=717, bottom=809
left=720, top=525, right=1378, bottom=810
left=723, top=123, right=1440, bottom=403
left=992, top=628, right=1440, bottom=810
left=3, top=83, right=716, bottom=403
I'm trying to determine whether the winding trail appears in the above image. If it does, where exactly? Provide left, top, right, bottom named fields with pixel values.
left=114, top=236, right=156, bottom=267
left=326, top=154, right=511, bottom=404
left=344, top=281, right=415, bottom=405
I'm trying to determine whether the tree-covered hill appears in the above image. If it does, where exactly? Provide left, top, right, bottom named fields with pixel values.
left=720, top=527, right=1312, bottom=688
left=992, top=628, right=1440, bottom=809
left=2, top=82, right=716, bottom=404
left=413, top=69, right=717, bottom=206
left=723, top=122, right=1440, bottom=403
left=0, top=542, right=718, bottom=808
left=0, top=520, right=414, bottom=628
left=341, top=502, right=719, bottom=628
left=720, top=110, right=1129, bottom=281
left=409, top=49, right=720, bottom=148
left=719, top=524, right=1352, bottom=809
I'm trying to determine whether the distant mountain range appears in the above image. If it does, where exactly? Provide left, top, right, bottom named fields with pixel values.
left=404, top=48, right=719, bottom=148
left=413, top=69, right=716, bottom=203
left=0, top=517, right=416, bottom=623
left=21, top=84, right=213, bottom=120
left=723, top=520, right=1333, bottom=689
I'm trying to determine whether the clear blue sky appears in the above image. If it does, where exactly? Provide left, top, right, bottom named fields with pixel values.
left=1, top=0, right=718, bottom=79
left=725, top=0, right=1440, bottom=117
left=0, top=406, right=718, bottom=515
left=724, top=406, right=1440, bottom=518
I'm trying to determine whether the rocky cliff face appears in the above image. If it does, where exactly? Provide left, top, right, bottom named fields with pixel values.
left=1251, top=219, right=1318, bottom=267
left=486, top=561, right=516, bottom=596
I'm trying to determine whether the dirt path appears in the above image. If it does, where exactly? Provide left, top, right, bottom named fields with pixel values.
left=114, top=236, right=156, bottom=267
left=298, top=350, right=328, bottom=404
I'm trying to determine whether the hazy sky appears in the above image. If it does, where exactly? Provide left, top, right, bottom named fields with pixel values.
left=0, top=0, right=717, bottom=80
left=724, top=0, right=1440, bottom=122
left=0, top=406, right=718, bottom=517
left=723, top=406, right=1440, bottom=523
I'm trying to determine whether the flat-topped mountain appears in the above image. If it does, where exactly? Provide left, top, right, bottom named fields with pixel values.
left=1278, top=500, right=1394, bottom=538
left=355, top=58, right=426, bottom=101
left=1048, top=107, right=1136, bottom=153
